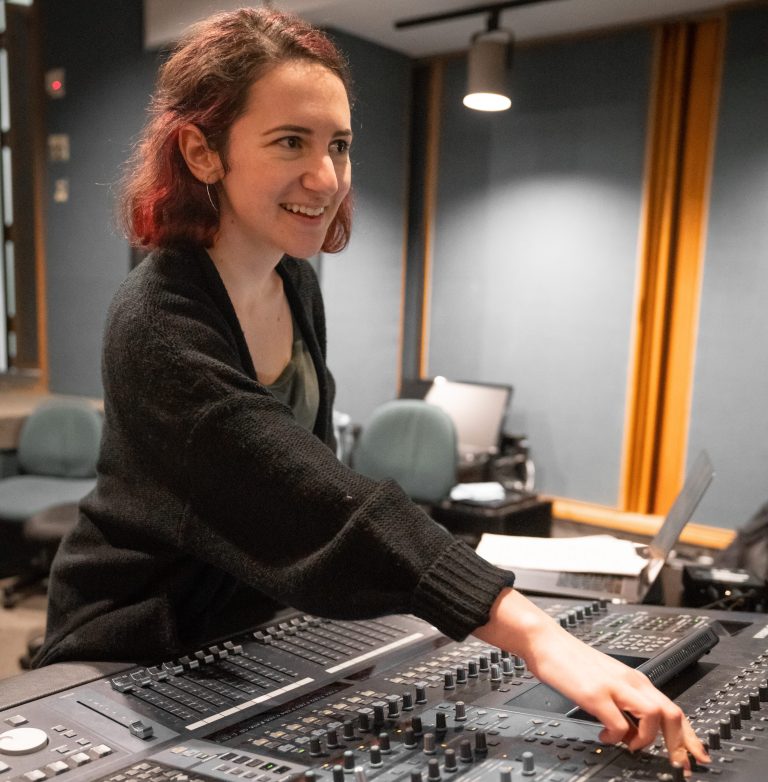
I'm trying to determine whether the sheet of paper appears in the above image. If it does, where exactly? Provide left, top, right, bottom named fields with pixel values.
left=475, top=533, right=648, bottom=576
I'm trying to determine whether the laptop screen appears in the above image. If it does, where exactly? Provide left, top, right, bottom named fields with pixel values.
left=424, top=378, right=511, bottom=461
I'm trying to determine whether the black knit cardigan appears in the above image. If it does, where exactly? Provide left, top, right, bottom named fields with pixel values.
left=35, top=246, right=513, bottom=666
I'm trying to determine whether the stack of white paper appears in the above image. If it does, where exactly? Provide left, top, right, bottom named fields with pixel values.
left=475, top=533, right=649, bottom=576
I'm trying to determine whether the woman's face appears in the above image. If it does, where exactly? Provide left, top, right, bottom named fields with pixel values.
left=215, top=60, right=352, bottom=261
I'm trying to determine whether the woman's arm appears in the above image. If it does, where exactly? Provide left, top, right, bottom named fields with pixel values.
left=473, top=588, right=710, bottom=769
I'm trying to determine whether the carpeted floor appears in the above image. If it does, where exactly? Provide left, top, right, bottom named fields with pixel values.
left=0, top=581, right=47, bottom=681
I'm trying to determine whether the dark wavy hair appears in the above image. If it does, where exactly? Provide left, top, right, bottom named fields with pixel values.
left=119, top=7, right=353, bottom=251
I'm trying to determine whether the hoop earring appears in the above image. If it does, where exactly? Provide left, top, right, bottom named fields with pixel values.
left=206, top=181, right=219, bottom=214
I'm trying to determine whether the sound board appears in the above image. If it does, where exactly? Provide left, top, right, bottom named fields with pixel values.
left=2, top=599, right=768, bottom=782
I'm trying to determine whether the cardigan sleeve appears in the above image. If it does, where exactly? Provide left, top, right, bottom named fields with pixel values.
left=101, top=263, right=514, bottom=640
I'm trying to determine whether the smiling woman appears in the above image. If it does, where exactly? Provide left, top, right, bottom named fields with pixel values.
left=31, top=7, right=708, bottom=768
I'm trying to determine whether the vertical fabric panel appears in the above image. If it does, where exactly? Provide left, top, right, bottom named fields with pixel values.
left=688, top=6, right=768, bottom=530
left=428, top=32, right=653, bottom=504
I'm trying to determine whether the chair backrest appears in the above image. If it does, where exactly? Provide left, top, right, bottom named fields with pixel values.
left=353, top=399, right=458, bottom=504
left=18, top=400, right=103, bottom=479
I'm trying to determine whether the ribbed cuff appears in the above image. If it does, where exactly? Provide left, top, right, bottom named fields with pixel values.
left=412, top=538, right=516, bottom=640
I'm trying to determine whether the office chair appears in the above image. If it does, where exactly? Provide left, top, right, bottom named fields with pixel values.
left=0, top=399, right=102, bottom=607
left=352, top=399, right=458, bottom=504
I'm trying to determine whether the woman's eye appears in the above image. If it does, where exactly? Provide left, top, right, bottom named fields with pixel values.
left=331, top=139, right=350, bottom=155
left=278, top=136, right=302, bottom=149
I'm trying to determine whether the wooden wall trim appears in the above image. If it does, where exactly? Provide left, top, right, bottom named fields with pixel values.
left=621, top=24, right=690, bottom=513
left=654, top=17, right=726, bottom=510
left=552, top=497, right=736, bottom=550
left=418, top=60, right=443, bottom=378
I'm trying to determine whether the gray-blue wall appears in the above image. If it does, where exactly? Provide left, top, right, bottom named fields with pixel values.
left=321, top=31, right=411, bottom=424
left=41, top=0, right=159, bottom=396
left=688, top=6, right=768, bottom=529
left=426, top=31, right=653, bottom=505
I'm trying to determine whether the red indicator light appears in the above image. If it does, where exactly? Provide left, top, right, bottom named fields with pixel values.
left=51, top=80, right=62, bottom=91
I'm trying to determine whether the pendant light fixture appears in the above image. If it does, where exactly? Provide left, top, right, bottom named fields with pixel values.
left=463, top=11, right=512, bottom=112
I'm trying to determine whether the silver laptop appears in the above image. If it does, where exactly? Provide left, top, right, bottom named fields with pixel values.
left=511, top=450, right=714, bottom=602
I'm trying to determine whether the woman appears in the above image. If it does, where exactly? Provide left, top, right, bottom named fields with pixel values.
left=35, top=7, right=707, bottom=769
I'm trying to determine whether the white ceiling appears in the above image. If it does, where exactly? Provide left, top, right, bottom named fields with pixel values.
left=145, top=0, right=732, bottom=57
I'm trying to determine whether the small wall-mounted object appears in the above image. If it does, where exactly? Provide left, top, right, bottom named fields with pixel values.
left=45, top=67, right=66, bottom=99
left=47, top=133, right=69, bottom=162
left=53, top=178, right=69, bottom=203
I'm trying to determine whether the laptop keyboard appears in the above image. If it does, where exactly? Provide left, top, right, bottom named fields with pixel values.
left=555, top=572, right=624, bottom=593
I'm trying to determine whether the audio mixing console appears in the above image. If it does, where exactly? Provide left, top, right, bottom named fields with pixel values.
left=2, top=599, right=768, bottom=782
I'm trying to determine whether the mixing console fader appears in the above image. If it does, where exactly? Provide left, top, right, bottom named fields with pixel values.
left=3, top=600, right=768, bottom=782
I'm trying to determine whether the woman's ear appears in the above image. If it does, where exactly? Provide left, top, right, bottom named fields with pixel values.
left=178, top=124, right=224, bottom=183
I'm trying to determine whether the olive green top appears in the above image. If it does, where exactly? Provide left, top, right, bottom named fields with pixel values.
left=265, top=318, right=319, bottom=432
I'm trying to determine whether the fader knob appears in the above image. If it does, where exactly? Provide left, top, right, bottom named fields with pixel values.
left=521, top=751, right=536, bottom=776
left=458, top=739, right=472, bottom=764
left=707, top=730, right=721, bottom=750
left=444, top=749, right=457, bottom=773
left=369, top=745, right=382, bottom=768
left=454, top=701, right=467, bottom=721
left=427, top=758, right=441, bottom=781
left=499, top=767, right=512, bottom=782
left=415, top=683, right=428, bottom=704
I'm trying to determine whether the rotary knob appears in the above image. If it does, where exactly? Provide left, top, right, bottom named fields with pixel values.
left=415, top=682, right=428, bottom=704
left=455, top=664, right=467, bottom=684
left=387, top=695, right=401, bottom=719
left=343, top=750, right=356, bottom=772
left=499, top=768, right=512, bottom=782
left=707, top=730, right=721, bottom=751
left=402, top=691, right=414, bottom=711
left=357, top=708, right=373, bottom=732
left=467, top=660, right=479, bottom=678
left=521, top=751, right=536, bottom=776
left=458, top=739, right=472, bottom=764
left=369, top=745, right=382, bottom=768
left=411, top=716, right=424, bottom=736
left=444, top=748, right=457, bottom=773
left=427, top=758, right=441, bottom=781
left=443, top=671, right=455, bottom=690
left=378, top=731, right=391, bottom=753
left=403, top=727, right=417, bottom=749
left=0, top=728, right=49, bottom=756
left=423, top=732, right=436, bottom=755
left=435, top=712, right=447, bottom=732
left=454, top=701, right=467, bottom=721
left=490, top=664, right=502, bottom=682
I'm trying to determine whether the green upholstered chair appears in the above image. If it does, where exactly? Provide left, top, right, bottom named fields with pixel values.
left=0, top=400, right=102, bottom=596
left=352, top=399, right=458, bottom=504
